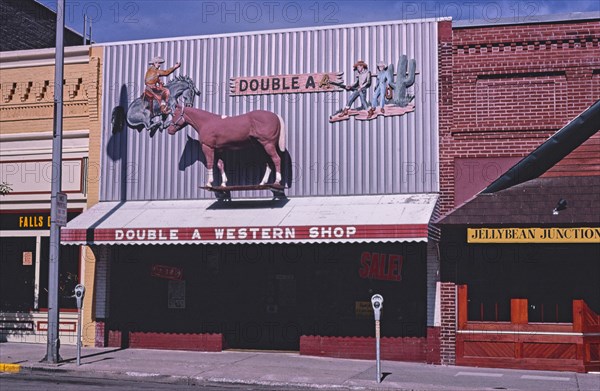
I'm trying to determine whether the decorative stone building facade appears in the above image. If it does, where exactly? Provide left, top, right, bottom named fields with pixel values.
left=0, top=45, right=103, bottom=345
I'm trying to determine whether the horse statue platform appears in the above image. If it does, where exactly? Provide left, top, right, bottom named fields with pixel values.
left=200, top=184, right=286, bottom=201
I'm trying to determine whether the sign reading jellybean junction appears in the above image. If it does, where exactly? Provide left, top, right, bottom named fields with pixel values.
left=467, top=227, right=600, bottom=243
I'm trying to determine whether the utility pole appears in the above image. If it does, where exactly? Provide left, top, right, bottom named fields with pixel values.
left=45, top=0, right=65, bottom=364
left=83, top=15, right=87, bottom=45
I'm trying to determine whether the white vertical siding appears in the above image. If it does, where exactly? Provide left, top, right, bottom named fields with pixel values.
left=100, top=19, right=440, bottom=201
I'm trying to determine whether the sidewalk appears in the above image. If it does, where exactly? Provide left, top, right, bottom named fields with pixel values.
left=1, top=342, right=599, bottom=390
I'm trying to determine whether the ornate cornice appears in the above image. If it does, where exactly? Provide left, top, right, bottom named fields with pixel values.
left=0, top=46, right=89, bottom=69
left=0, top=101, right=88, bottom=122
left=2, top=77, right=86, bottom=104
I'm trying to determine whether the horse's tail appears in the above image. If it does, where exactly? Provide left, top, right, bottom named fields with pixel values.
left=277, top=114, right=286, bottom=152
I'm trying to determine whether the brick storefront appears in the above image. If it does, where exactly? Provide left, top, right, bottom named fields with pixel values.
left=440, top=17, right=600, bottom=214
left=437, top=14, right=600, bottom=371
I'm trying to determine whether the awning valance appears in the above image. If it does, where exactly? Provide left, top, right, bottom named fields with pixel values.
left=62, top=194, right=438, bottom=245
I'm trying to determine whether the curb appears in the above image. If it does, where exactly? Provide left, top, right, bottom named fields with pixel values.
left=0, top=363, right=21, bottom=373
left=7, top=363, right=371, bottom=390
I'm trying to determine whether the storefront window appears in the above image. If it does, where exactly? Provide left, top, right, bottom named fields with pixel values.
left=454, top=244, right=600, bottom=324
left=38, top=238, right=80, bottom=310
left=108, top=242, right=428, bottom=350
left=0, top=237, right=36, bottom=312
left=466, top=295, right=511, bottom=322
left=528, top=299, right=573, bottom=323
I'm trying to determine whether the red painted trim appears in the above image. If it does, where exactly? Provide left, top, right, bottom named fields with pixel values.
left=6, top=190, right=82, bottom=196
left=61, top=224, right=429, bottom=243
left=37, top=308, right=79, bottom=313
left=0, top=158, right=82, bottom=164
left=36, top=321, right=77, bottom=332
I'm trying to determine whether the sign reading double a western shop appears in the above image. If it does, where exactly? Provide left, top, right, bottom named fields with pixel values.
left=62, top=223, right=429, bottom=244
left=468, top=227, right=600, bottom=243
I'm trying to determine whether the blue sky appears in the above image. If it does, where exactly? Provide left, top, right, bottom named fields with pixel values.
left=38, top=0, right=600, bottom=43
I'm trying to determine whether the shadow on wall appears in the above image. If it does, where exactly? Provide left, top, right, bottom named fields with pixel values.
left=105, top=85, right=130, bottom=201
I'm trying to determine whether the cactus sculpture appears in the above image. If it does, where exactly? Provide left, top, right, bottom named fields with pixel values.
left=329, top=54, right=417, bottom=122
left=390, top=55, right=416, bottom=107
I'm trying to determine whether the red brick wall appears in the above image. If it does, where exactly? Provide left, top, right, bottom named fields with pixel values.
left=95, top=321, right=105, bottom=348
left=300, top=327, right=440, bottom=363
left=440, top=20, right=600, bottom=215
left=128, top=332, right=222, bottom=351
left=440, top=282, right=456, bottom=365
left=438, top=20, right=453, bottom=207
left=107, top=329, right=122, bottom=348
left=432, top=19, right=455, bottom=365
left=106, top=330, right=223, bottom=351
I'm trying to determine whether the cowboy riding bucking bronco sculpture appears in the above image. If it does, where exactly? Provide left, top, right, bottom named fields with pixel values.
left=125, top=56, right=200, bottom=136
left=114, top=55, right=288, bottom=199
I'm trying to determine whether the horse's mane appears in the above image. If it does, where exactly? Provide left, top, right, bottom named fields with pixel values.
left=168, top=75, right=194, bottom=85
left=167, top=75, right=200, bottom=96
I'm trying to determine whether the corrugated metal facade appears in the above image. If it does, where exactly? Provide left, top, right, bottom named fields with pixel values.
left=100, top=19, right=440, bottom=201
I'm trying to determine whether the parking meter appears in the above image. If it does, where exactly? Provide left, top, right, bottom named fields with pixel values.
left=74, top=284, right=85, bottom=365
left=371, top=294, right=383, bottom=320
left=74, top=284, right=85, bottom=309
left=371, top=294, right=384, bottom=383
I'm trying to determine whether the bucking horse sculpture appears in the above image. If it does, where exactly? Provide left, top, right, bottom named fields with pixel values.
left=126, top=75, right=200, bottom=135
left=166, top=104, right=286, bottom=187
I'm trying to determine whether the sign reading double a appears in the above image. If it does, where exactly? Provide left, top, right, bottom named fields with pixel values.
left=230, top=72, right=344, bottom=96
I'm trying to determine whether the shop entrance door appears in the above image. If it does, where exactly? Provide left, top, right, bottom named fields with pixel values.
left=221, top=265, right=300, bottom=351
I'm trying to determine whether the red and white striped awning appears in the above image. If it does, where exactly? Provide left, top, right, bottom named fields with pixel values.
left=61, top=194, right=438, bottom=245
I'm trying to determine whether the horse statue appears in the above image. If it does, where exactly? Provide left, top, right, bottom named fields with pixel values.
left=126, top=75, right=200, bottom=134
left=166, top=104, right=286, bottom=187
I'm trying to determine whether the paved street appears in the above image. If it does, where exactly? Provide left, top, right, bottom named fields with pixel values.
left=0, top=372, right=310, bottom=391
left=3, top=367, right=599, bottom=391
